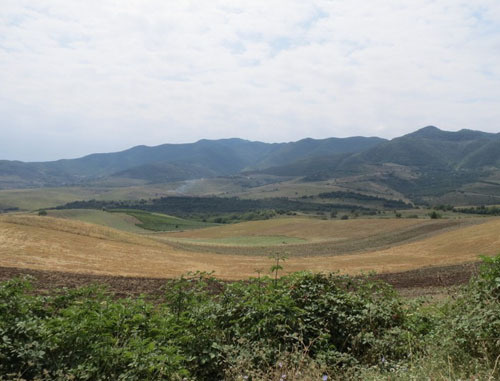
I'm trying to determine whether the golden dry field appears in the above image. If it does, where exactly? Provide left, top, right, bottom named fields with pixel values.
left=157, top=217, right=483, bottom=256
left=0, top=214, right=498, bottom=280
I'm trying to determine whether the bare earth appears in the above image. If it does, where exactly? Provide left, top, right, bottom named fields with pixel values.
left=0, top=262, right=479, bottom=298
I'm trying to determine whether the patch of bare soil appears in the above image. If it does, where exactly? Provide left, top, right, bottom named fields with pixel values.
left=0, top=262, right=480, bottom=298
left=371, top=262, right=479, bottom=288
left=0, top=266, right=167, bottom=299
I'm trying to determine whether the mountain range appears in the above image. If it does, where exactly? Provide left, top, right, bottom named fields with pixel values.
left=1, top=126, right=500, bottom=202
left=0, top=136, right=385, bottom=188
left=255, top=126, right=500, bottom=175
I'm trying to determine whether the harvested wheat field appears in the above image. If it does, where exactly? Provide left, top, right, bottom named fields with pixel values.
left=157, top=217, right=483, bottom=256
left=161, top=217, right=426, bottom=241
left=0, top=214, right=498, bottom=280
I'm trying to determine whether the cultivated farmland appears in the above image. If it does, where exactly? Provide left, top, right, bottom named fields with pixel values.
left=0, top=214, right=498, bottom=280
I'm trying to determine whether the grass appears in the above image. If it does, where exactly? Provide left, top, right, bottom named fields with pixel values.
left=44, top=209, right=148, bottom=233
left=0, top=185, right=182, bottom=211
left=159, top=216, right=484, bottom=256
left=109, top=209, right=215, bottom=231
left=232, top=176, right=413, bottom=204
left=161, top=217, right=426, bottom=241
left=43, top=208, right=215, bottom=233
left=1, top=214, right=499, bottom=280
left=0, top=187, right=105, bottom=211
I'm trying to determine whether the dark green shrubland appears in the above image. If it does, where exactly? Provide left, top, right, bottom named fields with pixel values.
left=1, top=255, right=499, bottom=380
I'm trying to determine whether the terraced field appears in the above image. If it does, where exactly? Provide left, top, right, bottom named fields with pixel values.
left=0, top=214, right=498, bottom=280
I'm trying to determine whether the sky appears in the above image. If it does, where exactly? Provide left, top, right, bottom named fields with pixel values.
left=1, top=0, right=500, bottom=162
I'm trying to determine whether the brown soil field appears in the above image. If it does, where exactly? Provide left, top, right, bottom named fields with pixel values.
left=0, top=262, right=479, bottom=298
left=0, top=215, right=498, bottom=280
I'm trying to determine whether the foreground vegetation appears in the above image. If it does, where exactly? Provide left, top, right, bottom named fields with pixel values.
left=1, top=256, right=499, bottom=380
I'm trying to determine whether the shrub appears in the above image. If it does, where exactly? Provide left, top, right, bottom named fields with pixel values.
left=430, top=254, right=500, bottom=374
left=429, top=211, right=441, bottom=219
left=0, top=280, right=189, bottom=379
left=1, top=256, right=500, bottom=379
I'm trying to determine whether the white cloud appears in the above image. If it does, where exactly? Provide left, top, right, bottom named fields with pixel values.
left=0, top=0, right=499, bottom=160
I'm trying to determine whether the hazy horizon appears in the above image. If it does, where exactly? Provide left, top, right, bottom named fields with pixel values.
left=1, top=125, right=493, bottom=163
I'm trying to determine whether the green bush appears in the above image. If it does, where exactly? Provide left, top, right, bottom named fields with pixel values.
left=429, top=210, right=441, bottom=219
left=436, top=255, right=500, bottom=367
left=1, top=255, right=500, bottom=379
left=0, top=280, right=189, bottom=380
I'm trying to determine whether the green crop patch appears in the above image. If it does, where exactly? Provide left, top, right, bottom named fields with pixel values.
left=45, top=209, right=148, bottom=233
left=110, top=209, right=215, bottom=231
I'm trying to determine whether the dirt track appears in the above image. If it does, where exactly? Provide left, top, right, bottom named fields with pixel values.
left=0, top=262, right=480, bottom=298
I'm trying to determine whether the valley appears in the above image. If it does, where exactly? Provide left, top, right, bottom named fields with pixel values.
left=1, top=127, right=500, bottom=288
left=3, top=3, right=500, bottom=376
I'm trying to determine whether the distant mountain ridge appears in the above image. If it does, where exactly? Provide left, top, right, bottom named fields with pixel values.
left=251, top=126, right=500, bottom=200
left=1, top=126, right=500, bottom=195
left=0, top=136, right=384, bottom=188
left=256, top=126, right=500, bottom=174
left=250, top=136, right=386, bottom=170
left=356, top=126, right=500, bottom=169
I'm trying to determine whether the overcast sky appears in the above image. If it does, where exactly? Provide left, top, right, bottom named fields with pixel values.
left=1, top=0, right=500, bottom=161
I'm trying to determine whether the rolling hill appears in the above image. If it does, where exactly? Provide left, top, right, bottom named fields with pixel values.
left=0, top=214, right=498, bottom=279
left=257, top=126, right=500, bottom=176
left=253, top=126, right=500, bottom=199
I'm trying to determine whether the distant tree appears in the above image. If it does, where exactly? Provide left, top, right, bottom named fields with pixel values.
left=38, top=210, right=47, bottom=216
left=429, top=211, right=441, bottom=219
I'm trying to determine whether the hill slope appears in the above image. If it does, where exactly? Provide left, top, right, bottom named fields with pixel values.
left=2, top=126, right=500, bottom=202
left=0, top=137, right=384, bottom=188
left=255, top=126, right=500, bottom=198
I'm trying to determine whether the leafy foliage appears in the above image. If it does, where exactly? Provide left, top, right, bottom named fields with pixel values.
left=430, top=255, right=500, bottom=373
left=456, top=205, right=500, bottom=216
left=1, top=255, right=500, bottom=379
left=0, top=280, right=188, bottom=380
left=317, top=191, right=412, bottom=209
